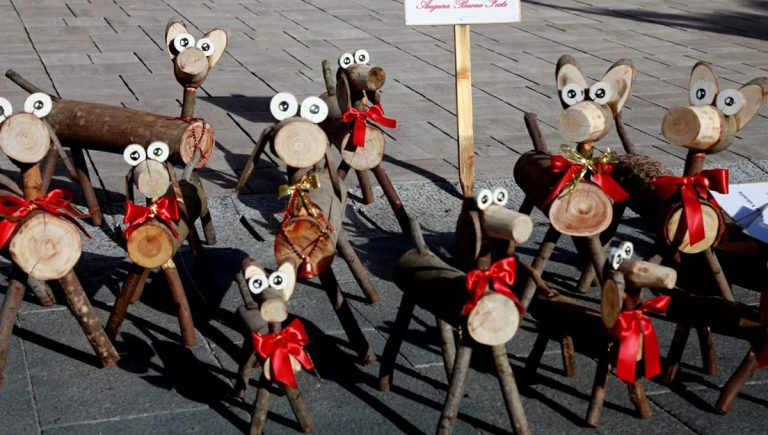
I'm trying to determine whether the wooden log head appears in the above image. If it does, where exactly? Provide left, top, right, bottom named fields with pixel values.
left=0, top=93, right=53, bottom=163
left=267, top=92, right=330, bottom=168
left=165, top=19, right=228, bottom=88
left=662, top=62, right=768, bottom=153
left=124, top=142, right=172, bottom=199
left=336, top=50, right=385, bottom=111
left=242, top=257, right=297, bottom=323
left=455, top=188, right=533, bottom=266
left=555, top=56, right=636, bottom=144
left=9, top=210, right=83, bottom=280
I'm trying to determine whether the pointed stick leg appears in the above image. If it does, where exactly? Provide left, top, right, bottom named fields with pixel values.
left=703, top=248, right=734, bottom=301
left=520, top=226, right=562, bottom=309
left=355, top=169, right=375, bottom=204
left=235, top=340, right=259, bottom=400
left=336, top=230, right=379, bottom=304
left=162, top=260, right=196, bottom=347
left=437, top=343, right=473, bottom=435
left=0, top=270, right=26, bottom=387
left=129, top=268, right=151, bottom=303
left=250, top=372, right=272, bottom=435
left=585, top=351, right=611, bottom=427
left=318, top=269, right=375, bottom=364
left=27, top=277, right=55, bottom=307
left=371, top=164, right=410, bottom=235
left=378, top=294, right=416, bottom=391
left=627, top=380, right=652, bottom=418
left=525, top=333, right=549, bottom=380
left=282, top=384, right=314, bottom=433
left=716, top=348, right=760, bottom=414
left=69, top=146, right=102, bottom=226
left=492, top=344, right=531, bottom=435
left=561, top=336, right=577, bottom=377
left=40, top=146, right=58, bottom=194
left=438, top=319, right=456, bottom=380
left=107, top=263, right=147, bottom=339
left=337, top=161, right=350, bottom=181
left=696, top=326, right=717, bottom=376
left=663, top=324, right=691, bottom=384
left=58, top=271, right=119, bottom=367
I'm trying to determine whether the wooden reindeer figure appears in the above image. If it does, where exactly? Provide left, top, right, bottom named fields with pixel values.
left=232, top=258, right=314, bottom=434
left=514, top=55, right=636, bottom=308
left=238, top=91, right=377, bottom=363
left=610, top=63, right=768, bottom=389
left=105, top=141, right=204, bottom=347
left=379, top=201, right=533, bottom=435
left=523, top=241, right=677, bottom=426
left=0, top=94, right=119, bottom=385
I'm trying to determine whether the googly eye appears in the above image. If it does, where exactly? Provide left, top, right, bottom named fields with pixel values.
left=619, top=241, right=634, bottom=260
left=354, top=49, right=370, bottom=65
left=269, top=271, right=289, bottom=290
left=248, top=273, right=269, bottom=295
left=196, top=38, right=215, bottom=57
left=338, top=52, right=354, bottom=69
left=123, top=144, right=146, bottom=166
left=24, top=93, right=52, bottom=118
left=300, top=97, right=329, bottom=123
left=147, top=141, right=170, bottom=162
left=492, top=187, right=508, bottom=206
left=475, top=189, right=493, bottom=211
left=690, top=79, right=716, bottom=106
left=173, top=33, right=195, bottom=53
left=561, top=83, right=585, bottom=106
left=0, top=97, right=12, bottom=122
left=270, top=92, right=298, bottom=121
left=588, top=82, right=612, bottom=105
left=609, top=249, right=624, bottom=270
left=716, top=89, right=743, bottom=116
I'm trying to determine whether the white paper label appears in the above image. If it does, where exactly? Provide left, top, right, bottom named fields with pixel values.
left=405, top=0, right=521, bottom=26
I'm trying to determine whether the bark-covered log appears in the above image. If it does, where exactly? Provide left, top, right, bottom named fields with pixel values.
left=665, top=291, right=764, bottom=341
left=619, top=259, right=677, bottom=289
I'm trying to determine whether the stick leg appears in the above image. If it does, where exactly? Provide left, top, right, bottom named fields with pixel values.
left=0, top=272, right=26, bottom=387
left=58, top=271, right=119, bottom=367
left=518, top=196, right=535, bottom=216
left=318, top=269, right=375, bottom=365
left=520, top=226, right=562, bottom=309
left=437, top=343, right=473, bottom=435
left=561, top=336, right=577, bottom=377
left=191, top=173, right=216, bottom=246
left=250, top=372, right=272, bottom=435
left=662, top=324, right=691, bottom=384
left=106, top=263, right=146, bottom=339
left=371, top=164, right=410, bottom=235
left=703, top=248, right=734, bottom=301
left=235, top=340, right=259, bottom=400
left=525, top=333, right=549, bottom=380
left=283, top=384, right=314, bottom=433
left=438, top=319, right=456, bottom=380
left=378, top=294, right=416, bottom=391
left=585, top=350, right=611, bottom=427
left=355, top=169, right=375, bottom=204
left=337, top=161, right=350, bottom=181
left=27, top=276, right=55, bottom=307
left=716, top=348, right=760, bottom=414
left=696, top=326, right=717, bottom=376
left=336, top=230, right=379, bottom=304
left=162, top=260, right=196, bottom=347
left=69, top=146, right=102, bottom=226
left=492, top=344, right=531, bottom=435
left=129, top=268, right=151, bottom=303
left=40, top=145, right=58, bottom=194
left=627, top=380, right=652, bottom=418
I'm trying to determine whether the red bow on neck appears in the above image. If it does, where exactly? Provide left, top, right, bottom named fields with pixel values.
left=251, top=319, right=314, bottom=389
left=652, top=169, right=729, bottom=245
left=0, top=189, right=91, bottom=249
left=340, top=104, right=397, bottom=148
left=463, top=257, right=524, bottom=316
left=544, top=155, right=629, bottom=206
left=609, top=296, right=671, bottom=383
left=123, top=196, right=180, bottom=239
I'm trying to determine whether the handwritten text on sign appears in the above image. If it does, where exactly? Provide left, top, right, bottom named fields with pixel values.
left=405, top=0, right=520, bottom=26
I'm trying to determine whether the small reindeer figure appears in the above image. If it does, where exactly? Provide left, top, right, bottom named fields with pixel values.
left=0, top=93, right=119, bottom=385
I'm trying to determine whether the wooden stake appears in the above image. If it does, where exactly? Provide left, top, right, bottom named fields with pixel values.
left=454, top=24, right=474, bottom=197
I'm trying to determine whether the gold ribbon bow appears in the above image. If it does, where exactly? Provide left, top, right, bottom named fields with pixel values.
left=278, top=174, right=321, bottom=218
left=544, top=145, right=628, bottom=205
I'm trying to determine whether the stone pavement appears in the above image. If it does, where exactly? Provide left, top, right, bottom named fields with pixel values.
left=0, top=0, right=767, bottom=433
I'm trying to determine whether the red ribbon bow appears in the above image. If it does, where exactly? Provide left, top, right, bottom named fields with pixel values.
left=544, top=155, right=629, bottom=206
left=0, top=189, right=91, bottom=249
left=609, top=296, right=671, bottom=383
left=340, top=104, right=397, bottom=148
left=463, top=257, right=524, bottom=316
left=123, top=196, right=180, bottom=239
left=251, top=319, right=314, bottom=389
left=652, top=169, right=729, bottom=245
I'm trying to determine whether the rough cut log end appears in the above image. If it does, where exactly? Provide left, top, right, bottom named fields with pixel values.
left=0, top=113, right=50, bottom=163
left=260, top=294, right=288, bottom=323
left=174, top=49, right=209, bottom=88
left=126, top=221, right=177, bottom=268
left=134, top=160, right=171, bottom=199
left=661, top=106, right=723, bottom=150
left=9, top=212, right=82, bottom=280
left=601, top=275, right=624, bottom=329
left=179, top=120, right=215, bottom=168
left=482, top=206, right=533, bottom=244
left=664, top=201, right=723, bottom=253
left=556, top=102, right=612, bottom=144
left=275, top=217, right=335, bottom=279
left=467, top=292, right=520, bottom=346
left=272, top=119, right=329, bottom=168
left=619, top=259, right=677, bottom=289
left=340, top=125, right=385, bottom=170
left=548, top=182, right=613, bottom=237
left=345, top=64, right=386, bottom=92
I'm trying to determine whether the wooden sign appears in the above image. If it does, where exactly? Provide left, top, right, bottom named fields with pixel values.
left=405, top=0, right=521, bottom=196
left=405, top=0, right=521, bottom=26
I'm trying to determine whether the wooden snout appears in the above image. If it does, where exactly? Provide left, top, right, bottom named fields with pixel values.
left=0, top=112, right=50, bottom=163
left=174, top=48, right=210, bottom=88
left=481, top=205, right=533, bottom=244
left=133, top=159, right=171, bottom=199
left=662, top=106, right=736, bottom=153
left=556, top=101, right=613, bottom=144
left=242, top=257, right=289, bottom=324
left=344, top=64, right=386, bottom=92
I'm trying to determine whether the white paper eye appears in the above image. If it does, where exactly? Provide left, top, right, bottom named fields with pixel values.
left=589, top=82, right=612, bottom=105
left=338, top=52, right=354, bottom=69
left=609, top=249, right=624, bottom=270
left=248, top=273, right=269, bottom=295
left=24, top=93, right=52, bottom=118
left=619, top=241, right=633, bottom=259
left=561, top=83, right=585, bottom=106
left=690, top=79, right=716, bottom=106
left=716, top=89, right=743, bottom=116
left=173, top=33, right=196, bottom=53
left=196, top=38, right=215, bottom=57
left=354, top=49, right=370, bottom=65
left=270, top=92, right=298, bottom=121
left=147, top=141, right=170, bottom=162
left=123, top=144, right=146, bottom=166
left=475, top=189, right=493, bottom=211
left=269, top=271, right=289, bottom=290
left=300, top=97, right=329, bottom=123
left=0, top=97, right=12, bottom=122
left=492, top=187, right=508, bottom=206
